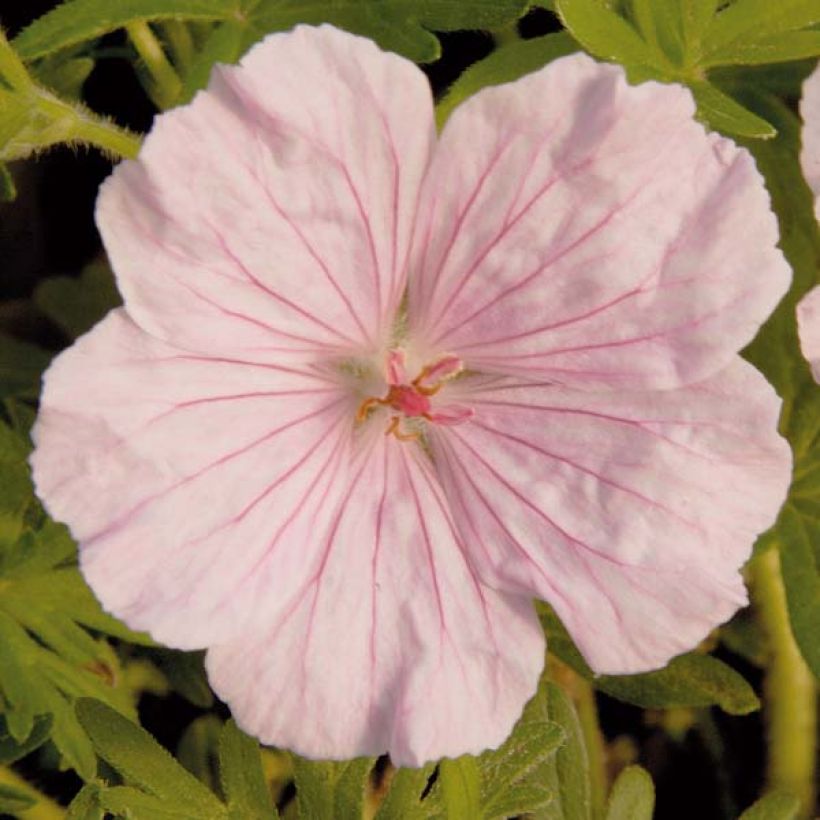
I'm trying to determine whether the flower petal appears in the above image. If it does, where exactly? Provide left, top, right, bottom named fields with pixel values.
left=409, top=54, right=789, bottom=389
left=797, top=286, right=820, bottom=383
left=206, top=435, right=544, bottom=766
left=31, top=309, right=363, bottom=648
left=98, top=25, right=434, bottom=359
left=431, top=358, right=791, bottom=673
left=800, top=64, right=820, bottom=220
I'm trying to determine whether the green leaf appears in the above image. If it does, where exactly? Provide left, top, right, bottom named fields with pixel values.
left=76, top=698, right=227, bottom=818
left=153, top=650, right=214, bottom=707
left=679, top=0, right=718, bottom=53
left=739, top=790, right=801, bottom=820
left=219, top=719, right=276, bottom=819
left=0, top=714, right=52, bottom=763
left=34, top=261, right=121, bottom=339
left=13, top=0, right=236, bottom=60
left=477, top=679, right=564, bottom=819
left=555, top=0, right=656, bottom=69
left=436, top=32, right=578, bottom=126
left=374, top=764, right=438, bottom=819
left=604, top=766, right=655, bottom=820
left=702, top=30, right=820, bottom=67
left=180, top=20, right=245, bottom=102
left=99, top=786, right=214, bottom=819
left=16, top=0, right=527, bottom=66
left=777, top=504, right=820, bottom=679
left=249, top=0, right=527, bottom=63
left=291, top=755, right=374, bottom=819
left=0, top=782, right=36, bottom=813
left=0, top=333, right=51, bottom=400
left=541, top=605, right=760, bottom=714
left=66, top=783, right=106, bottom=820
left=689, top=80, right=776, bottom=138
left=702, top=0, right=820, bottom=57
left=439, top=757, right=481, bottom=819
left=177, top=715, right=222, bottom=792
left=539, top=680, right=591, bottom=820
left=628, top=0, right=684, bottom=66
left=32, top=55, right=95, bottom=99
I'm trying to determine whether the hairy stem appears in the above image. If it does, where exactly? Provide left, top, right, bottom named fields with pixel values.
left=126, top=20, right=182, bottom=109
left=0, top=765, right=65, bottom=820
left=751, top=547, right=817, bottom=817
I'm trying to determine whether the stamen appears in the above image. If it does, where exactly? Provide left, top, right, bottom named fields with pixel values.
left=356, top=350, right=472, bottom=441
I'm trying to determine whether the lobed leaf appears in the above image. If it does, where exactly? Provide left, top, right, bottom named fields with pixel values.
left=555, top=0, right=656, bottom=69
left=541, top=605, right=760, bottom=714
left=689, top=80, right=777, bottom=138
left=373, top=763, right=438, bottom=819
left=76, top=698, right=228, bottom=817
left=13, top=0, right=237, bottom=60
left=291, top=755, right=375, bottom=818
left=702, top=0, right=820, bottom=57
left=439, top=757, right=481, bottom=819
left=218, top=719, right=276, bottom=819
left=702, top=30, right=820, bottom=68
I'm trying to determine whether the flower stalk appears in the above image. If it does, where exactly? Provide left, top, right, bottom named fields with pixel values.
left=751, top=546, right=817, bottom=817
left=126, top=21, right=182, bottom=110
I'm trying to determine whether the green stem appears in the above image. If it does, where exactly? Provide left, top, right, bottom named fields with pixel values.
left=126, top=20, right=182, bottom=109
left=160, top=21, right=195, bottom=73
left=491, top=22, right=520, bottom=48
left=574, top=677, right=608, bottom=820
left=37, top=93, right=142, bottom=159
left=0, top=765, right=65, bottom=820
left=751, top=548, right=817, bottom=817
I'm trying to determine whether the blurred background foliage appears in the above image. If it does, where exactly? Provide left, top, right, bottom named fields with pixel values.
left=0, top=1, right=818, bottom=818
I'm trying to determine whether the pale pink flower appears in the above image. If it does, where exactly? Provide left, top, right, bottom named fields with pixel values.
left=798, top=65, right=820, bottom=382
left=31, top=26, right=792, bottom=765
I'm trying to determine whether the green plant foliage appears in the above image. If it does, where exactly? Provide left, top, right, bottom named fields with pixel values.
left=0, top=421, right=150, bottom=779
left=220, top=719, right=276, bottom=818
left=541, top=606, right=761, bottom=714
left=555, top=0, right=820, bottom=137
left=739, top=790, right=801, bottom=820
left=12, top=0, right=236, bottom=60
left=77, top=698, right=235, bottom=818
left=734, top=90, right=820, bottom=680
left=73, top=706, right=276, bottom=819
left=537, top=681, right=591, bottom=820
left=0, top=782, right=36, bottom=813
left=436, top=31, right=578, bottom=126
left=0, top=335, right=51, bottom=401
left=604, top=766, right=655, bottom=820
left=15, top=0, right=528, bottom=71
left=0, top=714, right=52, bottom=763
left=34, top=261, right=122, bottom=340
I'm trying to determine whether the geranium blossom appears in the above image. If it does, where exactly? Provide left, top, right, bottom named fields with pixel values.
left=798, top=64, right=820, bottom=382
left=31, top=25, right=792, bottom=765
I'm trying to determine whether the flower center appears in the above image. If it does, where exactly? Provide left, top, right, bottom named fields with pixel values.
left=356, top=350, right=473, bottom=441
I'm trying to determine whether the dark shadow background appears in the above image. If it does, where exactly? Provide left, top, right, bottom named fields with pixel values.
left=0, top=4, right=767, bottom=817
